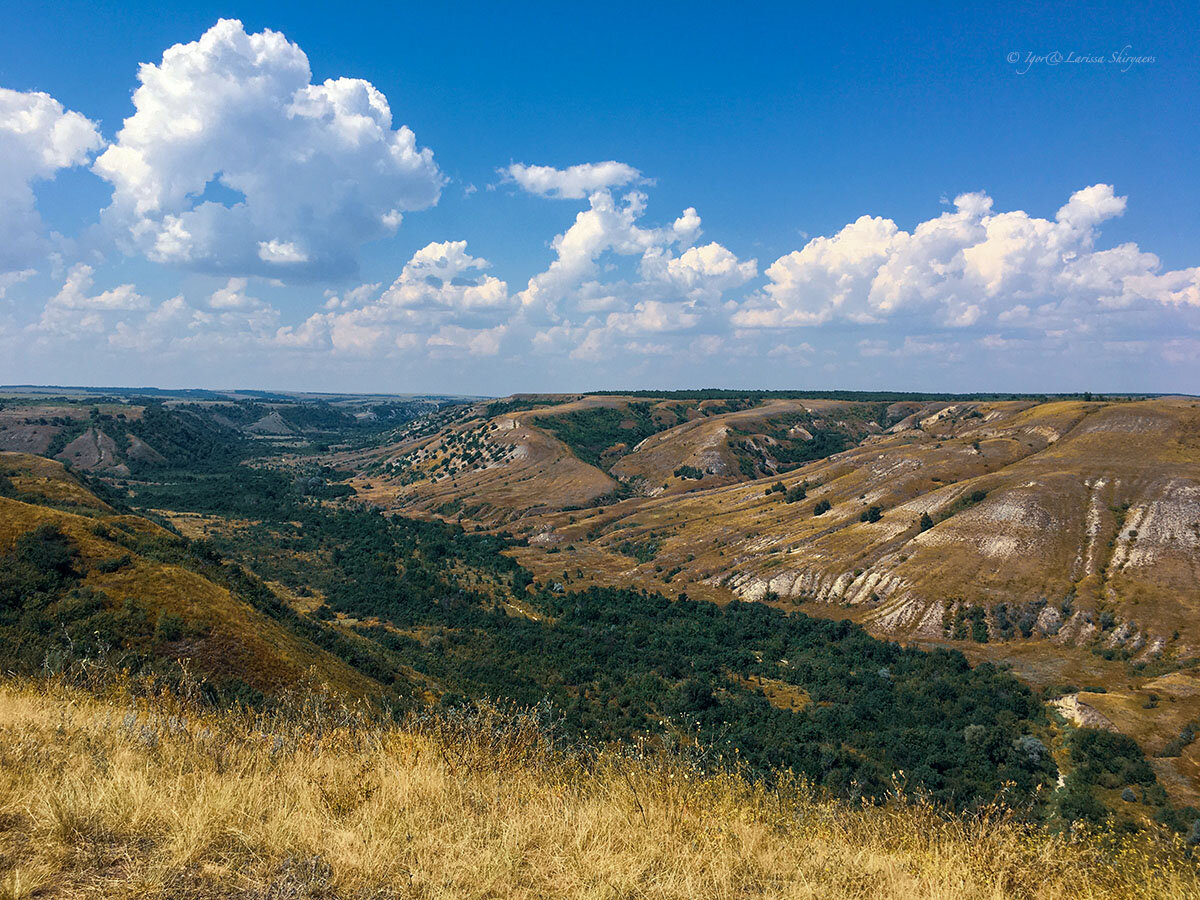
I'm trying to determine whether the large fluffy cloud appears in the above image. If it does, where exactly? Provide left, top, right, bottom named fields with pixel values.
left=733, top=184, right=1200, bottom=330
left=93, top=19, right=443, bottom=279
left=501, top=161, right=643, bottom=199
left=517, top=189, right=673, bottom=312
left=644, top=241, right=759, bottom=303
left=378, top=240, right=509, bottom=311
left=0, top=88, right=104, bottom=273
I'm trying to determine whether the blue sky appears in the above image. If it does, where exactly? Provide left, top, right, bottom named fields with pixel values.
left=0, top=1, right=1196, bottom=393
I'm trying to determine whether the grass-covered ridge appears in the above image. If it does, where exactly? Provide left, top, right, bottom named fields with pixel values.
left=0, top=676, right=1196, bottom=899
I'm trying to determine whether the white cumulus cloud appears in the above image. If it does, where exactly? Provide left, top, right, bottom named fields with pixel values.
left=427, top=323, right=508, bottom=357
left=500, top=161, right=643, bottom=199
left=0, top=88, right=104, bottom=273
left=274, top=240, right=511, bottom=356
left=512, top=173, right=756, bottom=362
left=93, top=18, right=444, bottom=279
left=733, top=185, right=1200, bottom=329
left=0, top=269, right=36, bottom=299
left=516, top=187, right=750, bottom=318
left=35, top=263, right=149, bottom=337
left=380, top=241, right=510, bottom=311
left=46, top=263, right=148, bottom=312
left=645, top=241, right=758, bottom=303
left=208, top=277, right=261, bottom=310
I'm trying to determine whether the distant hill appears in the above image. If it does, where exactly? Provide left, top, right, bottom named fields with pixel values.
left=0, top=393, right=457, bottom=474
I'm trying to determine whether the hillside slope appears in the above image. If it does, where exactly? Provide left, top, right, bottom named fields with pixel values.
left=3, top=678, right=1197, bottom=900
left=582, top=397, right=1200, bottom=655
left=351, top=396, right=1200, bottom=660
left=0, top=392, right=452, bottom=475
left=0, top=452, right=387, bottom=701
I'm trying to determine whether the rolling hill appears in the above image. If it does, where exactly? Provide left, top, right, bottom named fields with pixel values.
left=346, top=393, right=901, bottom=520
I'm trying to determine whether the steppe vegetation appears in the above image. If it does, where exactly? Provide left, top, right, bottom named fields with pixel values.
left=2, top=674, right=1198, bottom=900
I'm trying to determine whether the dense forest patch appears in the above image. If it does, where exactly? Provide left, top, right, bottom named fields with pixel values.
left=533, top=403, right=671, bottom=470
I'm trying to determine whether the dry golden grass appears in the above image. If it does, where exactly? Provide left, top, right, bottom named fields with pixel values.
left=0, top=453, right=111, bottom=512
left=0, top=678, right=1197, bottom=899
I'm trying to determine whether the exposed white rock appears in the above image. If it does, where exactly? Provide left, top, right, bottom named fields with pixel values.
left=1051, top=694, right=1116, bottom=730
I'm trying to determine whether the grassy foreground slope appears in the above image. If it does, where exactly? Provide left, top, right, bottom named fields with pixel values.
left=1, top=678, right=1198, bottom=900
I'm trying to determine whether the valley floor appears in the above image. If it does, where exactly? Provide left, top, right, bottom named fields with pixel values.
left=1, top=678, right=1197, bottom=900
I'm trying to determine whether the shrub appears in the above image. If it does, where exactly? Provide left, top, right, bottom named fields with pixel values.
left=860, top=506, right=882, bottom=523
left=0, top=524, right=81, bottom=610
left=155, top=609, right=186, bottom=643
left=1157, top=723, right=1197, bottom=758
left=813, top=499, right=831, bottom=516
left=16, top=524, right=78, bottom=581
left=95, top=554, right=134, bottom=574
left=1069, top=729, right=1156, bottom=789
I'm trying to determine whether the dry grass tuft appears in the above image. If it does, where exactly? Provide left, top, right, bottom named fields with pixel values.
left=0, top=677, right=1196, bottom=899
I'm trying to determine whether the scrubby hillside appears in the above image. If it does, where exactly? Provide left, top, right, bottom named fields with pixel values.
left=0, top=452, right=391, bottom=702
left=349, top=393, right=900, bottom=520
left=523, top=397, right=1200, bottom=664
left=1, top=677, right=1197, bottom=900
left=5, top=444, right=1163, bottom=827
left=351, top=394, right=1200, bottom=665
